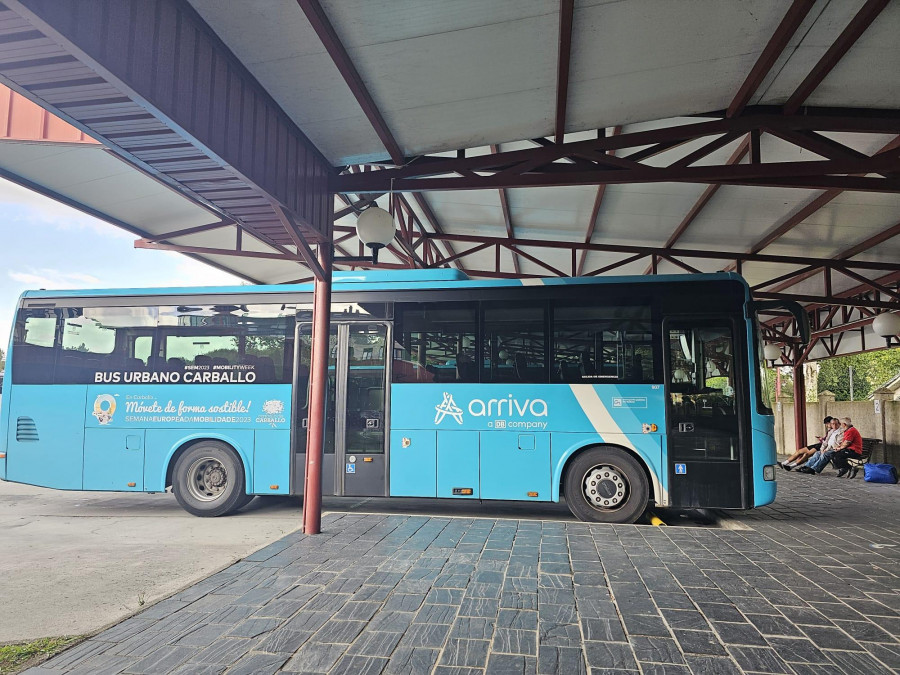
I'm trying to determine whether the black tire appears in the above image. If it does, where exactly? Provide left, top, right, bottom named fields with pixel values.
left=172, top=441, right=248, bottom=517
left=233, top=492, right=256, bottom=511
left=564, top=446, right=650, bottom=524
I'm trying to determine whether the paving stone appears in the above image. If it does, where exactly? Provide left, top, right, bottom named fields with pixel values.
left=329, top=654, right=390, bottom=675
left=397, top=622, right=451, bottom=649
left=66, top=653, right=138, bottom=675
left=726, top=645, right=792, bottom=674
left=384, top=593, right=427, bottom=612
left=682, top=655, right=743, bottom=675
left=695, top=602, right=745, bottom=623
left=255, top=627, right=313, bottom=654
left=282, top=642, right=346, bottom=673
left=346, top=630, right=403, bottom=657
left=765, top=636, right=833, bottom=664
left=123, top=645, right=197, bottom=673
left=500, top=592, right=538, bottom=611
left=228, top=652, right=287, bottom=675
left=485, top=653, right=537, bottom=675
left=538, top=622, right=581, bottom=647
left=638, top=664, right=691, bottom=675
left=710, top=620, right=767, bottom=646
left=175, top=623, right=230, bottom=647
left=651, top=592, right=695, bottom=610
left=672, top=630, right=727, bottom=656
left=582, top=641, right=636, bottom=670
left=621, top=612, right=672, bottom=637
left=367, top=611, right=415, bottom=633
left=660, top=609, right=709, bottom=632
left=281, top=610, right=331, bottom=632
left=414, top=602, right=459, bottom=624
left=629, top=636, right=686, bottom=664
left=538, top=645, right=587, bottom=674
left=167, top=664, right=225, bottom=675
left=493, top=627, right=538, bottom=655
left=787, top=664, right=846, bottom=675
left=776, top=605, right=833, bottom=626
left=190, top=636, right=256, bottom=665
left=823, top=649, right=896, bottom=675
left=439, top=638, right=490, bottom=667
left=864, top=642, right=900, bottom=670
left=310, top=619, right=366, bottom=644
left=433, top=667, right=484, bottom=675
left=450, top=616, right=496, bottom=640
left=228, top=617, right=280, bottom=638
left=799, top=624, right=865, bottom=651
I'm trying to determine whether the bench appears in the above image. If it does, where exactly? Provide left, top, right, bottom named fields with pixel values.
left=846, top=437, right=882, bottom=478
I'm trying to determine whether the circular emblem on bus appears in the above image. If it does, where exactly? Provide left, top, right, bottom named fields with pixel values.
left=92, top=394, right=117, bottom=425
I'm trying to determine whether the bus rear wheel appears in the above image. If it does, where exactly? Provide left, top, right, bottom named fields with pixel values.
left=173, top=441, right=248, bottom=517
left=564, top=447, right=649, bottom=524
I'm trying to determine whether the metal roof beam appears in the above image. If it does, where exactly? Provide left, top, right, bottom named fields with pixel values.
left=1, top=0, right=333, bottom=257
left=297, top=0, right=403, bottom=165
left=784, top=0, right=890, bottom=114
left=576, top=127, right=620, bottom=276
left=644, top=136, right=750, bottom=274
left=335, top=111, right=900, bottom=193
left=421, top=233, right=900, bottom=272
left=554, top=0, right=574, bottom=144
left=491, top=144, right=520, bottom=274
left=768, top=219, right=900, bottom=293
left=727, top=0, right=817, bottom=117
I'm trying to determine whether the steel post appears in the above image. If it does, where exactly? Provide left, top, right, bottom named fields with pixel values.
left=302, top=245, right=333, bottom=535
left=792, top=361, right=807, bottom=449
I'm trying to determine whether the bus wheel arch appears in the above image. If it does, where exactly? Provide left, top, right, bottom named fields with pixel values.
left=169, top=439, right=253, bottom=517
left=561, top=444, right=652, bottom=524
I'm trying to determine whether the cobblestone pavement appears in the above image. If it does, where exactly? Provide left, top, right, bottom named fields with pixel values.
left=26, top=470, right=900, bottom=674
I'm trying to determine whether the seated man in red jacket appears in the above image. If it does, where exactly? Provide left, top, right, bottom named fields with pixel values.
left=831, top=417, right=863, bottom=478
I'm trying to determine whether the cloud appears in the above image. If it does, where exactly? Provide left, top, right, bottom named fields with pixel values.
left=0, top=177, right=132, bottom=239
left=164, top=252, right=244, bottom=287
left=8, top=268, right=102, bottom=289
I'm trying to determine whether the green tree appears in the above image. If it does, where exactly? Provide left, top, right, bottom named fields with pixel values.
left=817, top=349, right=900, bottom=400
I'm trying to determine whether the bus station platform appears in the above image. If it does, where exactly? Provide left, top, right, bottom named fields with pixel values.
left=25, top=472, right=900, bottom=675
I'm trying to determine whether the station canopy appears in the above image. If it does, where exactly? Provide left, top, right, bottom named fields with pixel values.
left=0, top=0, right=899, bottom=361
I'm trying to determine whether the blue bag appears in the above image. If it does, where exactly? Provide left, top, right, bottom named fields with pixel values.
left=864, top=464, right=898, bottom=484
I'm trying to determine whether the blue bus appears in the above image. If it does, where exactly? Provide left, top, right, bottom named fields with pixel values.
left=0, top=270, right=805, bottom=523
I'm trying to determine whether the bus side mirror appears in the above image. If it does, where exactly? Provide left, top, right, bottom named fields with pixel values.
left=749, top=300, right=810, bottom=347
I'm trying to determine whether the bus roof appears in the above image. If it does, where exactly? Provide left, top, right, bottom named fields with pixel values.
left=18, top=270, right=746, bottom=301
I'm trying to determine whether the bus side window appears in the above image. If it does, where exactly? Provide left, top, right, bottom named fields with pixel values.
left=392, top=302, right=477, bottom=384
left=11, top=311, right=58, bottom=384
left=553, top=303, right=655, bottom=384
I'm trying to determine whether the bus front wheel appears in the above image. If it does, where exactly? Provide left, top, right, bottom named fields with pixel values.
left=173, top=441, right=248, bottom=517
left=564, top=447, right=649, bottom=524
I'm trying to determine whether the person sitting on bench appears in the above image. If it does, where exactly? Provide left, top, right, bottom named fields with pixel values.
left=797, top=418, right=843, bottom=474
left=780, top=416, right=835, bottom=471
left=831, top=417, right=864, bottom=478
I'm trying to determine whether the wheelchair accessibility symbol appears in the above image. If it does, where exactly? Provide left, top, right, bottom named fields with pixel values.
left=346, top=463, right=356, bottom=474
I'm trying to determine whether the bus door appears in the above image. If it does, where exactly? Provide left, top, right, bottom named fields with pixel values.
left=293, top=321, right=389, bottom=497
left=664, top=319, right=746, bottom=509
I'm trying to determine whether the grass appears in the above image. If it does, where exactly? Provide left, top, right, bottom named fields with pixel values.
left=0, top=636, right=84, bottom=674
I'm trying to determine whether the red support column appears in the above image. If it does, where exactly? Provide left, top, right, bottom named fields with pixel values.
left=792, top=360, right=807, bottom=448
left=302, top=245, right=333, bottom=535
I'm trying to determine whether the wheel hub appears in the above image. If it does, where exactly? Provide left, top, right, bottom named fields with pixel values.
left=187, top=457, right=229, bottom=502
left=584, top=465, right=627, bottom=509
left=206, top=467, right=226, bottom=488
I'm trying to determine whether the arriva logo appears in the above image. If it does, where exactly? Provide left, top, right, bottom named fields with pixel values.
left=434, top=392, right=548, bottom=425
left=435, top=393, right=464, bottom=424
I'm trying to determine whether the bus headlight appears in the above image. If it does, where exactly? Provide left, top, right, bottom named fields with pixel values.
left=763, top=465, right=776, bottom=481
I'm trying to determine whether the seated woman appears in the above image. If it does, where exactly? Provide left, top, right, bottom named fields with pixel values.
left=780, top=416, right=834, bottom=470
left=796, top=418, right=844, bottom=474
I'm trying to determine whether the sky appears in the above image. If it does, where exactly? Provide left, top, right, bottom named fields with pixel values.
left=0, top=178, right=242, bottom=353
